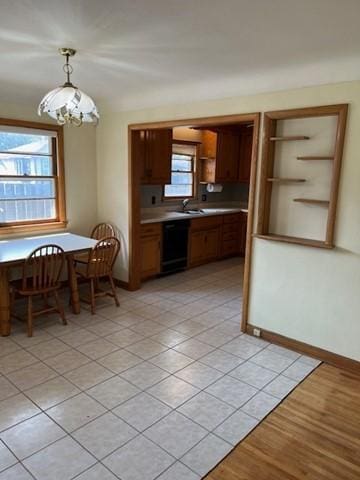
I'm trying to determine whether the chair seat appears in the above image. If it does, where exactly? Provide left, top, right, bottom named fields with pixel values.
left=73, top=252, right=89, bottom=264
left=11, top=279, right=61, bottom=296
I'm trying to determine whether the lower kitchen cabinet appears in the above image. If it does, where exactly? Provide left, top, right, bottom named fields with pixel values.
left=140, top=223, right=161, bottom=279
left=220, top=212, right=248, bottom=258
left=189, top=216, right=222, bottom=267
left=189, top=228, right=220, bottom=266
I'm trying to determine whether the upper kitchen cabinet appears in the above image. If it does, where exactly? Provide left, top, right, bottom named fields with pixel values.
left=200, top=129, right=240, bottom=183
left=135, top=128, right=172, bottom=184
left=238, top=125, right=253, bottom=183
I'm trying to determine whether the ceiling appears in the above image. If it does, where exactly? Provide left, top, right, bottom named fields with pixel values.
left=1, top=0, right=360, bottom=112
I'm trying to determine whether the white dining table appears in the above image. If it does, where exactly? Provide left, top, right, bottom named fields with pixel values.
left=0, top=232, right=97, bottom=336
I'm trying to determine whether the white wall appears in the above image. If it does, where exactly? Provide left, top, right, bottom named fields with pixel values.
left=97, top=80, right=360, bottom=361
left=0, top=101, right=98, bottom=236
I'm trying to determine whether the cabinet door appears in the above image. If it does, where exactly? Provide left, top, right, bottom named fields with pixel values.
left=204, top=228, right=220, bottom=260
left=238, top=128, right=253, bottom=183
left=216, top=132, right=239, bottom=182
left=146, top=129, right=172, bottom=184
left=140, top=235, right=161, bottom=279
left=201, top=130, right=217, bottom=158
left=189, top=231, right=205, bottom=266
left=133, top=130, right=148, bottom=184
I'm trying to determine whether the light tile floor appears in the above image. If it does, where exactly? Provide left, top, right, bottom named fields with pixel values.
left=0, top=258, right=321, bottom=480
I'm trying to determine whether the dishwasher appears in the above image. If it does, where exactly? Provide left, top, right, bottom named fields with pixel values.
left=161, top=219, right=190, bottom=274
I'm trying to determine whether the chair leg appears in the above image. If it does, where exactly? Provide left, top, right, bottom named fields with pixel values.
left=109, top=275, right=120, bottom=307
left=27, top=296, right=33, bottom=337
left=90, top=279, right=96, bottom=315
left=54, top=290, right=67, bottom=326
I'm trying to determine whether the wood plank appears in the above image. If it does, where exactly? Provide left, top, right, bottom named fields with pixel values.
left=297, top=156, right=334, bottom=160
left=293, top=198, right=330, bottom=206
left=254, top=233, right=333, bottom=249
left=270, top=135, right=309, bottom=141
left=205, top=364, right=360, bottom=480
left=267, top=177, right=306, bottom=183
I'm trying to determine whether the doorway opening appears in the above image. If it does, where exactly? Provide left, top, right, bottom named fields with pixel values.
left=128, top=113, right=260, bottom=332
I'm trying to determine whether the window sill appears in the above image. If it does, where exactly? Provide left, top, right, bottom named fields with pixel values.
left=0, top=220, right=68, bottom=237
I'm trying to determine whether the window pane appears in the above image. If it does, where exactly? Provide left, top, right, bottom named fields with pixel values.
left=0, top=131, right=51, bottom=155
left=0, top=178, right=55, bottom=200
left=0, top=154, right=53, bottom=176
left=171, top=172, right=193, bottom=185
left=0, top=199, right=56, bottom=223
left=172, top=154, right=192, bottom=172
left=164, top=184, right=192, bottom=197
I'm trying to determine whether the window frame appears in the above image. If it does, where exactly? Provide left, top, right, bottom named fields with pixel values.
left=163, top=140, right=199, bottom=201
left=0, top=118, right=66, bottom=235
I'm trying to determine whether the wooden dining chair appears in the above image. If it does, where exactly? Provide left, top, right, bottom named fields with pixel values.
left=91, top=223, right=116, bottom=240
left=74, top=222, right=116, bottom=266
left=75, top=236, right=120, bottom=314
left=11, top=244, right=66, bottom=337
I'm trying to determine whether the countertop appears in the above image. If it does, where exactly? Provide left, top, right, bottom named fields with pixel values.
left=141, top=206, right=248, bottom=224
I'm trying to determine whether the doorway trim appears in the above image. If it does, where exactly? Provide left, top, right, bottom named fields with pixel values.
left=128, top=112, right=261, bottom=332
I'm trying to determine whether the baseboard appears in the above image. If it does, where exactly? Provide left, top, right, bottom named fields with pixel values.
left=247, top=324, right=360, bottom=374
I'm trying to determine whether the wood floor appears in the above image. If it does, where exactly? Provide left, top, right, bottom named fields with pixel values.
left=205, top=363, right=360, bottom=480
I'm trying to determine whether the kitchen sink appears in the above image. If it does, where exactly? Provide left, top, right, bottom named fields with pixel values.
left=171, top=209, right=204, bottom=215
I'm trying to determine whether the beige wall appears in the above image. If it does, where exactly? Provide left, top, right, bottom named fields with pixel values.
left=0, top=101, right=98, bottom=236
left=97, top=80, right=360, bottom=361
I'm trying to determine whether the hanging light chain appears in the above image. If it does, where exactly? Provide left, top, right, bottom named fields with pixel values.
left=62, top=53, right=74, bottom=86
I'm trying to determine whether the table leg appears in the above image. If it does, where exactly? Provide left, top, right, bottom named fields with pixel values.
left=67, top=254, right=80, bottom=314
left=0, top=266, right=11, bottom=336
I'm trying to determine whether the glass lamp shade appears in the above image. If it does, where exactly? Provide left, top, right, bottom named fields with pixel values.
left=38, top=85, right=99, bottom=126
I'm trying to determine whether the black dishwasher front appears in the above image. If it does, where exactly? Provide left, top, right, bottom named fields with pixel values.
left=162, top=219, right=190, bottom=274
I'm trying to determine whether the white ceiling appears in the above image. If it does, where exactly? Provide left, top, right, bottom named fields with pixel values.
left=1, top=0, right=360, bottom=112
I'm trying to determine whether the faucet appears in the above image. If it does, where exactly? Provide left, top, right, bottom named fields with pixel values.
left=182, top=198, right=190, bottom=212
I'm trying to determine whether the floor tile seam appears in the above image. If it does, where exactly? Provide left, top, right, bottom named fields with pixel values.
left=100, top=432, right=179, bottom=471
left=0, top=458, right=37, bottom=480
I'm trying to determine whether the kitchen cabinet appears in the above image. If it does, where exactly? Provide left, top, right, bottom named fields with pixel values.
left=189, top=216, right=222, bottom=266
left=238, top=127, right=253, bottom=183
left=219, top=212, right=248, bottom=257
left=189, top=228, right=220, bottom=266
left=216, top=131, right=240, bottom=181
left=220, top=213, right=240, bottom=257
left=200, top=130, right=239, bottom=183
left=136, top=128, right=172, bottom=185
left=140, top=223, right=161, bottom=279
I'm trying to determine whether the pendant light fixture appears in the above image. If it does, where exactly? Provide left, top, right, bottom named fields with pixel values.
left=38, top=48, right=99, bottom=126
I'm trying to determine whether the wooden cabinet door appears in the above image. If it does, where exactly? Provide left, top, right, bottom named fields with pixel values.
left=146, top=129, right=172, bottom=184
left=204, top=228, right=220, bottom=260
left=201, top=130, right=217, bottom=158
left=140, top=235, right=161, bottom=279
left=216, top=132, right=239, bottom=182
left=189, top=231, right=205, bottom=266
left=238, top=128, right=253, bottom=183
left=133, top=130, right=148, bottom=184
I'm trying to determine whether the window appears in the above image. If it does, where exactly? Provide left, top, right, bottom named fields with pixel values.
left=0, top=120, right=66, bottom=233
left=164, top=150, right=195, bottom=198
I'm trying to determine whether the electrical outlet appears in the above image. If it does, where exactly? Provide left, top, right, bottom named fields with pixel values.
left=253, top=328, right=261, bottom=337
left=151, top=196, right=156, bottom=205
